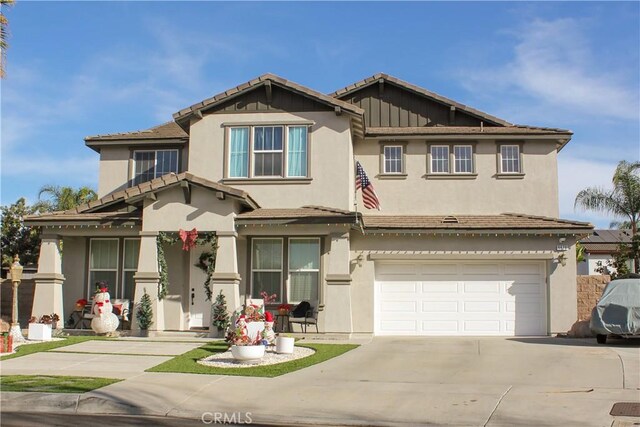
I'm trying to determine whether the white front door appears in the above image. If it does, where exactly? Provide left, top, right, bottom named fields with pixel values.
left=189, top=250, right=211, bottom=329
left=375, top=261, right=547, bottom=336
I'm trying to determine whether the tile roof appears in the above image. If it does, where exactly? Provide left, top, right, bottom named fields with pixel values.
left=365, top=125, right=572, bottom=137
left=24, top=211, right=141, bottom=226
left=236, top=206, right=357, bottom=224
left=331, top=73, right=512, bottom=127
left=173, top=73, right=364, bottom=124
left=25, top=172, right=259, bottom=224
left=362, top=213, right=593, bottom=232
left=85, top=121, right=188, bottom=142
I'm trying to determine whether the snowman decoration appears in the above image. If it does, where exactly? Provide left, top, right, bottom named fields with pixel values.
left=91, top=285, right=119, bottom=334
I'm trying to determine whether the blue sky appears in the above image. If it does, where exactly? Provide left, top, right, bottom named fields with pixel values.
left=1, top=1, right=638, bottom=227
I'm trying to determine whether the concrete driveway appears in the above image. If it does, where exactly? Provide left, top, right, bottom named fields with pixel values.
left=2, top=337, right=639, bottom=426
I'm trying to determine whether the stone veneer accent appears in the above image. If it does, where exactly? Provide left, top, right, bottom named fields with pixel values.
left=576, top=275, right=610, bottom=320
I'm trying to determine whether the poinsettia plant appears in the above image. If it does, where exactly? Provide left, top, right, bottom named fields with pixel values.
left=277, top=303, right=292, bottom=312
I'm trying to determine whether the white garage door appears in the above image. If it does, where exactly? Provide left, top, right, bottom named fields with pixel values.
left=375, top=261, right=547, bottom=336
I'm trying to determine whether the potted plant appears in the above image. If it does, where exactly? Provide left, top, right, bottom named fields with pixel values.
left=277, top=303, right=292, bottom=315
left=27, top=316, right=53, bottom=341
left=210, top=290, right=230, bottom=338
left=226, top=316, right=265, bottom=361
left=136, top=291, right=153, bottom=337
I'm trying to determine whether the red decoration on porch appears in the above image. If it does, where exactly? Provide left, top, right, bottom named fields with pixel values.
left=264, top=311, right=274, bottom=322
left=179, top=228, right=198, bottom=251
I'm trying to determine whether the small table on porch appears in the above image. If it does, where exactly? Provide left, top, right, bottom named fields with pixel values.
left=275, top=314, right=290, bottom=333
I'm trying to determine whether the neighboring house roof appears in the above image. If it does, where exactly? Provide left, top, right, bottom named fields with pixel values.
left=331, top=73, right=512, bottom=127
left=25, top=172, right=259, bottom=225
left=84, top=121, right=188, bottom=152
left=236, top=206, right=358, bottom=225
left=362, top=213, right=593, bottom=234
left=172, top=73, right=365, bottom=129
left=365, top=125, right=572, bottom=137
left=580, top=229, right=633, bottom=254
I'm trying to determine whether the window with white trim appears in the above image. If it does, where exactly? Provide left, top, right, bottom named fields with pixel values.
left=251, top=238, right=283, bottom=302
left=453, top=145, right=473, bottom=173
left=500, top=145, right=521, bottom=173
left=250, top=237, right=320, bottom=305
left=431, top=145, right=450, bottom=173
left=88, top=239, right=119, bottom=296
left=288, top=238, right=320, bottom=304
left=121, top=239, right=140, bottom=302
left=383, top=146, right=403, bottom=174
left=227, top=125, right=309, bottom=179
left=133, top=149, right=179, bottom=185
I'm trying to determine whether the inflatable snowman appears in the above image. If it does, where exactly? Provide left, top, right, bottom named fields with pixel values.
left=91, top=286, right=119, bottom=334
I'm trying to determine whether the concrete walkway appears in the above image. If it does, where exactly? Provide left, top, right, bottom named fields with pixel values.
left=1, top=337, right=639, bottom=426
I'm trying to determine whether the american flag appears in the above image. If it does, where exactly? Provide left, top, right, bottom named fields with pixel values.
left=355, top=161, right=381, bottom=210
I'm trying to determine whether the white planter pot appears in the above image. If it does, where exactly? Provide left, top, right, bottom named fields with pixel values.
left=28, top=323, right=52, bottom=341
left=231, top=345, right=265, bottom=361
left=275, top=336, right=295, bottom=354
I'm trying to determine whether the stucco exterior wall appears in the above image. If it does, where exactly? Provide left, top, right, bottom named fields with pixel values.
left=98, top=147, right=130, bottom=197
left=354, top=139, right=560, bottom=216
left=187, top=111, right=354, bottom=210
left=349, top=233, right=578, bottom=335
left=142, top=186, right=238, bottom=232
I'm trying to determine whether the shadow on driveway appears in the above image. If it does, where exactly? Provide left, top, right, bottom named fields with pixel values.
left=508, top=336, right=640, bottom=348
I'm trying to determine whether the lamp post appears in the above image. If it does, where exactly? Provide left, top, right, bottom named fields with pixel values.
left=9, top=255, right=26, bottom=343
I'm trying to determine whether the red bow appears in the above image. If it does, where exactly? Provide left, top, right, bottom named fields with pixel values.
left=179, top=228, right=198, bottom=251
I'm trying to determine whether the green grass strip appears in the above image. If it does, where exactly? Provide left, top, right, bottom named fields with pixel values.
left=0, top=336, right=111, bottom=361
left=0, top=375, right=121, bottom=393
left=146, top=341, right=358, bottom=377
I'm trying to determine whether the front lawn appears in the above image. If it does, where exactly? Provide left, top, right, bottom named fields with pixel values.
left=0, top=336, right=110, bottom=361
left=0, top=375, right=121, bottom=393
left=147, top=341, right=358, bottom=377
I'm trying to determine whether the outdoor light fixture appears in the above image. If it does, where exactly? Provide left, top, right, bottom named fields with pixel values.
left=9, top=255, right=26, bottom=343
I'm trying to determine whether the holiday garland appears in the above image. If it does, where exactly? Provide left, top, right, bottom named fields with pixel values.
left=156, top=231, right=217, bottom=301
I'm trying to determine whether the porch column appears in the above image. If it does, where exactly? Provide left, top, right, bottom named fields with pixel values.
left=32, top=235, right=65, bottom=322
left=210, top=231, right=241, bottom=321
left=323, top=232, right=353, bottom=333
left=132, top=231, right=165, bottom=332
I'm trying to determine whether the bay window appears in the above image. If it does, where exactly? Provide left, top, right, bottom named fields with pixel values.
left=227, top=125, right=309, bottom=179
left=251, top=237, right=320, bottom=304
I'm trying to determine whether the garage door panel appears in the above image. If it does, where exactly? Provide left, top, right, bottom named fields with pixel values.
left=380, top=282, right=418, bottom=293
left=421, top=320, right=459, bottom=332
left=422, top=301, right=458, bottom=313
left=462, top=264, right=500, bottom=275
left=376, top=261, right=546, bottom=336
left=463, top=301, right=501, bottom=313
left=421, top=281, right=458, bottom=293
left=463, top=281, right=500, bottom=293
left=381, top=301, right=417, bottom=312
left=420, top=264, right=458, bottom=275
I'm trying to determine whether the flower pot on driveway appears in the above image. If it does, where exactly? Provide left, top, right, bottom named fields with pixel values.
left=275, top=336, right=295, bottom=354
left=231, top=345, right=265, bottom=361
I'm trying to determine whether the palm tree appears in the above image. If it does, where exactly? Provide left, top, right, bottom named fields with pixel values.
left=37, top=185, right=98, bottom=211
left=575, top=160, right=640, bottom=273
left=1, top=0, right=15, bottom=78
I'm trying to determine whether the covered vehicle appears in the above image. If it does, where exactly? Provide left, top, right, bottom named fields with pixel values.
left=590, top=276, right=640, bottom=344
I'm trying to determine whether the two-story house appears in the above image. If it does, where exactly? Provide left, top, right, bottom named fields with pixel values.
left=25, top=73, right=592, bottom=336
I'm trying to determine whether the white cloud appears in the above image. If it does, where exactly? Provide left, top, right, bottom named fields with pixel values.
left=463, top=18, right=639, bottom=122
left=558, top=156, right=620, bottom=227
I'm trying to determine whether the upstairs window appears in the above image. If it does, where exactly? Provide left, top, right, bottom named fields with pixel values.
left=453, top=145, right=473, bottom=173
left=500, top=145, right=521, bottom=173
left=133, top=149, right=179, bottom=185
left=383, top=146, right=403, bottom=174
left=431, top=146, right=449, bottom=173
left=227, top=125, right=309, bottom=179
